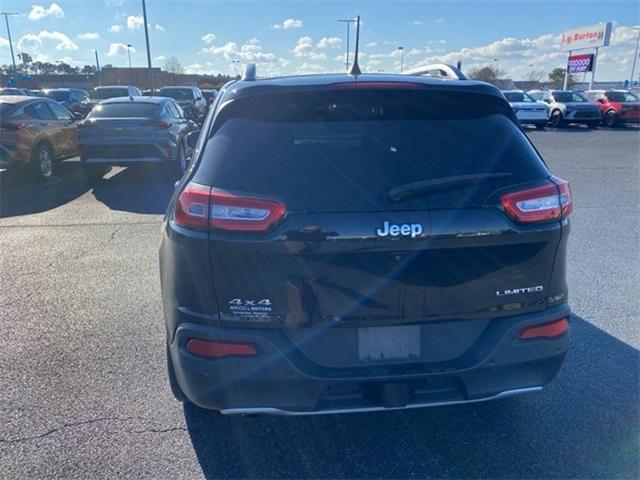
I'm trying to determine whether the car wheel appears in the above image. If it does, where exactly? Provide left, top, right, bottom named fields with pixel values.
left=535, top=123, right=546, bottom=130
left=166, top=344, right=186, bottom=402
left=550, top=111, right=563, bottom=128
left=32, top=143, right=55, bottom=180
left=82, top=162, right=111, bottom=182
left=604, top=110, right=618, bottom=128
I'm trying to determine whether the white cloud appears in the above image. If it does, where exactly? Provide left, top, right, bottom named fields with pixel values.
left=77, top=32, right=99, bottom=40
left=366, top=42, right=378, bottom=48
left=317, top=36, right=342, bottom=49
left=271, top=18, right=303, bottom=30
left=27, top=3, right=64, bottom=21
left=409, top=21, right=424, bottom=26
left=185, top=63, right=209, bottom=74
left=107, top=42, right=135, bottom=56
left=155, top=24, right=165, bottom=32
left=18, top=31, right=78, bottom=51
left=109, top=25, right=123, bottom=33
left=155, top=55, right=165, bottom=61
left=201, top=39, right=277, bottom=63
left=407, top=48, right=422, bottom=56
left=0, top=36, right=9, bottom=48
left=434, top=18, right=445, bottom=24
left=310, top=52, right=328, bottom=61
left=202, top=33, right=216, bottom=43
left=294, top=62, right=325, bottom=74
left=292, top=36, right=314, bottom=57
left=127, top=15, right=144, bottom=29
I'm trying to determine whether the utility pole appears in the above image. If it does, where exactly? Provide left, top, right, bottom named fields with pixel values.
left=1, top=12, right=19, bottom=84
left=338, top=18, right=356, bottom=71
left=95, top=49, right=101, bottom=86
left=141, top=0, right=154, bottom=92
left=398, top=46, right=405, bottom=72
left=127, top=44, right=133, bottom=85
left=631, top=27, right=640, bottom=86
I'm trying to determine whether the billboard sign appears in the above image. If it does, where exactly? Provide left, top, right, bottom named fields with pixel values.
left=568, top=53, right=595, bottom=73
left=561, top=22, right=612, bottom=51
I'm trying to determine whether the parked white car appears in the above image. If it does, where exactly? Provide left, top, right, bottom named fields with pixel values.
left=502, top=90, right=549, bottom=129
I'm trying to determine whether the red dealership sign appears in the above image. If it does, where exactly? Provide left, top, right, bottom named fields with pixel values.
left=567, top=54, right=594, bottom=73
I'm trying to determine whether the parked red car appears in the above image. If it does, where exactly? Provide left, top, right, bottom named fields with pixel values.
left=585, top=90, right=640, bottom=127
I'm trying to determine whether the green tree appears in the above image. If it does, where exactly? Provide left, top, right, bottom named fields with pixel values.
left=549, top=67, right=574, bottom=89
left=468, top=65, right=507, bottom=87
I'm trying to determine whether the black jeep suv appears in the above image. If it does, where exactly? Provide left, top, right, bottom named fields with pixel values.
left=160, top=72, right=572, bottom=415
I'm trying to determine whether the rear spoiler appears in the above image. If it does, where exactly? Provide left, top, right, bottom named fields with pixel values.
left=402, top=63, right=466, bottom=81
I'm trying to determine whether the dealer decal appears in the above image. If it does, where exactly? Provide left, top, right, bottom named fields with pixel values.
left=228, top=298, right=272, bottom=315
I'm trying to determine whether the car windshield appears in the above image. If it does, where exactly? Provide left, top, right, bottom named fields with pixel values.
left=159, top=88, right=193, bottom=100
left=607, top=91, right=638, bottom=102
left=504, top=91, right=535, bottom=102
left=91, top=88, right=129, bottom=99
left=553, top=91, right=587, bottom=102
left=0, top=88, right=23, bottom=95
left=88, top=102, right=160, bottom=118
left=45, top=91, right=70, bottom=101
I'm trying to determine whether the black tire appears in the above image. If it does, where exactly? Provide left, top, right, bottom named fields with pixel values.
left=82, top=162, right=111, bottom=182
left=535, top=123, right=546, bottom=130
left=550, top=111, right=563, bottom=128
left=31, top=142, right=55, bottom=180
left=166, top=344, right=186, bottom=402
left=604, top=110, right=618, bottom=128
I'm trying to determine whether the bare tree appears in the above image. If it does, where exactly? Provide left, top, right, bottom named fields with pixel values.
left=467, top=65, right=507, bottom=87
left=163, top=56, right=184, bottom=83
left=520, top=68, right=546, bottom=90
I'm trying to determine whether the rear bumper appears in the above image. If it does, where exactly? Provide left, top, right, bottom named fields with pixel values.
left=79, top=140, right=176, bottom=165
left=168, top=304, right=570, bottom=414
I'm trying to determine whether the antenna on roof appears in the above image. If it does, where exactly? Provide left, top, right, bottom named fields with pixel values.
left=242, top=63, right=256, bottom=81
left=349, top=15, right=361, bottom=76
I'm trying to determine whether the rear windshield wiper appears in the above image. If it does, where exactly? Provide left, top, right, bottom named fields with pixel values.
left=388, top=173, right=513, bottom=202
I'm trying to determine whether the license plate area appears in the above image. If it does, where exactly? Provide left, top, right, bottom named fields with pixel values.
left=358, top=325, right=421, bottom=361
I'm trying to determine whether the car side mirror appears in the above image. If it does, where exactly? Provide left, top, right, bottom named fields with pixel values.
left=596, top=98, right=605, bottom=103
left=73, top=112, right=84, bottom=120
left=187, top=130, right=200, bottom=149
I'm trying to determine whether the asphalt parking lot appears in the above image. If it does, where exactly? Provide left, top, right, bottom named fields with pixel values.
left=1, top=126, right=638, bottom=479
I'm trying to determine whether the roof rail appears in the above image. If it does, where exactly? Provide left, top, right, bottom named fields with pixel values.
left=242, top=63, right=257, bottom=81
left=402, top=63, right=467, bottom=80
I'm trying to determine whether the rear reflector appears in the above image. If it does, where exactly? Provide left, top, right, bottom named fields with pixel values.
left=174, top=182, right=287, bottom=233
left=501, top=177, right=572, bottom=224
left=520, top=318, right=569, bottom=340
left=186, top=339, right=257, bottom=358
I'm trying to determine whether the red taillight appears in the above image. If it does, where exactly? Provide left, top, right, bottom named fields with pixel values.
left=174, top=182, right=211, bottom=230
left=2, top=122, right=28, bottom=131
left=174, top=182, right=287, bottom=233
left=501, top=177, right=572, bottom=224
left=186, top=339, right=257, bottom=358
left=520, top=317, right=569, bottom=340
left=150, top=120, right=171, bottom=129
left=209, top=190, right=287, bottom=232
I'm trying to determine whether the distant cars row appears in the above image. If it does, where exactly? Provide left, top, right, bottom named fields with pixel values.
left=502, top=89, right=639, bottom=128
left=1, top=94, right=197, bottom=180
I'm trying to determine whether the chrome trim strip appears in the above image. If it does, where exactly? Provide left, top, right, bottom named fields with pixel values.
left=220, top=386, right=543, bottom=416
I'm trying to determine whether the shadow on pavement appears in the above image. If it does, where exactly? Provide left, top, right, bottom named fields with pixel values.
left=0, top=160, right=91, bottom=218
left=183, top=315, right=639, bottom=479
left=91, top=165, right=176, bottom=215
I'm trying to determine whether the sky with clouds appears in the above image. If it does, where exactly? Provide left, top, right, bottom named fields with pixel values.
left=0, top=0, right=638, bottom=81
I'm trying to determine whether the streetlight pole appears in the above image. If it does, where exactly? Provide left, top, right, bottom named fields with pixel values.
left=631, top=27, right=640, bottom=86
left=494, top=58, right=500, bottom=74
left=338, top=18, right=356, bottom=71
left=1, top=12, right=19, bottom=84
left=141, top=0, right=154, bottom=93
left=398, top=46, right=405, bottom=72
left=126, top=44, right=133, bottom=85
left=94, top=49, right=101, bottom=86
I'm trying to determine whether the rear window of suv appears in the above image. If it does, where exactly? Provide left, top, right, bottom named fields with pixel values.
left=88, top=103, right=159, bottom=118
left=194, top=88, right=550, bottom=212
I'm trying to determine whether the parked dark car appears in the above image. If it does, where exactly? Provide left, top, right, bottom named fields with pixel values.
left=585, top=89, right=640, bottom=127
left=158, top=86, right=207, bottom=121
left=0, top=96, right=80, bottom=179
left=160, top=73, right=573, bottom=415
left=528, top=90, right=601, bottom=127
left=77, top=96, right=197, bottom=180
left=44, top=88, right=91, bottom=117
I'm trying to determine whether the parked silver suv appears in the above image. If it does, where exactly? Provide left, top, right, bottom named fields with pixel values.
left=528, top=90, right=601, bottom=128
